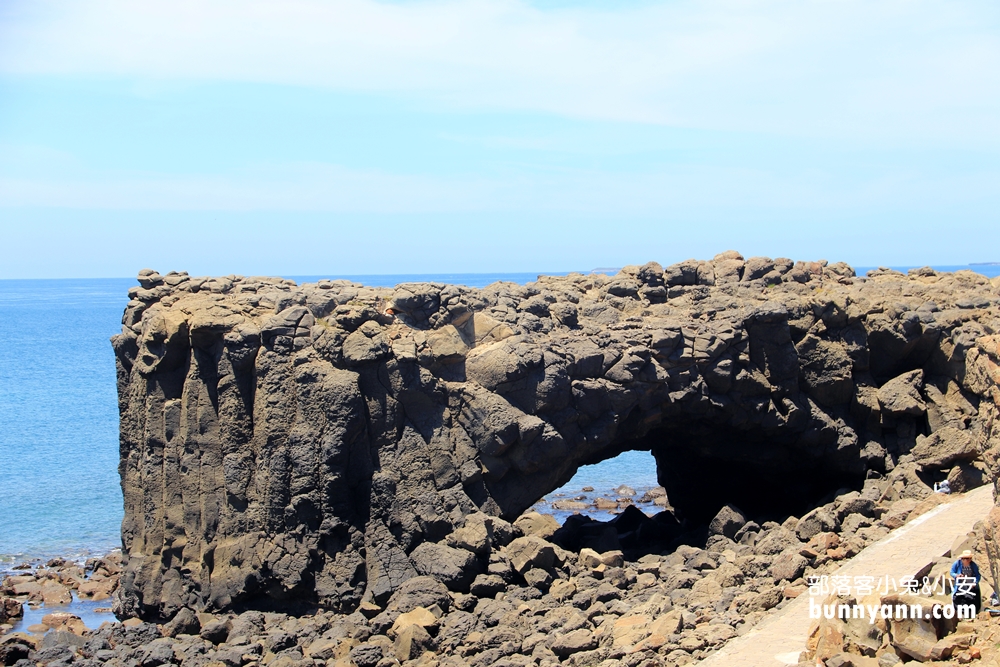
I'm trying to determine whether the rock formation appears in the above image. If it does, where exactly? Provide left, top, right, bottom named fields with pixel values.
left=110, top=254, right=1000, bottom=621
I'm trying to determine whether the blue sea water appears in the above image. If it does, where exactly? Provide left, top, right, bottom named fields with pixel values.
left=0, top=265, right=997, bottom=564
left=0, top=278, right=132, bottom=565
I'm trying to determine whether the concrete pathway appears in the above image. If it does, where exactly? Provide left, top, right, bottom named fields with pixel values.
left=699, top=485, right=996, bottom=667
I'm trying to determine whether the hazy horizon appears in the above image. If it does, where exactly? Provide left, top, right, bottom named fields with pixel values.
left=1, top=262, right=999, bottom=283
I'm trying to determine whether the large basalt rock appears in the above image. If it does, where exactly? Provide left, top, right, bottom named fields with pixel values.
left=110, top=259, right=1000, bottom=620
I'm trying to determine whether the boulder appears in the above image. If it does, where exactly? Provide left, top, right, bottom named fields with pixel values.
left=796, top=507, right=839, bottom=542
left=770, top=553, right=808, bottom=583
left=446, top=513, right=492, bottom=555
left=947, top=462, right=987, bottom=493
left=199, top=618, right=231, bottom=644
left=505, top=536, right=557, bottom=574
left=0, top=598, right=22, bottom=623
left=393, top=623, right=433, bottom=662
left=513, top=512, right=559, bottom=539
left=877, top=370, right=926, bottom=415
left=162, top=607, right=200, bottom=637
left=929, top=633, right=973, bottom=660
left=469, top=574, right=506, bottom=598
left=708, top=504, right=747, bottom=539
left=409, top=543, right=479, bottom=592
left=551, top=628, right=597, bottom=657
left=40, top=612, right=86, bottom=636
left=891, top=615, right=938, bottom=662
left=389, top=607, right=439, bottom=638
left=911, top=427, right=979, bottom=470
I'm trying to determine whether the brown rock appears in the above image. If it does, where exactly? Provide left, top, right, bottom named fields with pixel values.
left=929, top=633, right=973, bottom=660
left=163, top=607, right=201, bottom=637
left=783, top=585, right=806, bottom=598
left=771, top=553, right=808, bottom=582
left=393, top=623, right=433, bottom=662
left=808, top=532, right=841, bottom=552
left=891, top=615, right=938, bottom=662
left=506, top=536, right=556, bottom=574
left=611, top=614, right=652, bottom=649
left=40, top=612, right=87, bottom=636
left=947, top=462, right=988, bottom=493
left=551, top=628, right=597, bottom=657
left=876, top=370, right=926, bottom=415
left=40, top=582, right=71, bottom=606
left=389, top=607, right=439, bottom=638
left=513, top=512, right=559, bottom=539
left=549, top=579, right=576, bottom=601
left=77, top=578, right=116, bottom=600
left=911, top=427, right=979, bottom=470
left=0, top=597, right=22, bottom=623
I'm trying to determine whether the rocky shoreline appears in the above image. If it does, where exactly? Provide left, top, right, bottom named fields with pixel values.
left=5, top=253, right=1000, bottom=666
left=3, top=460, right=993, bottom=667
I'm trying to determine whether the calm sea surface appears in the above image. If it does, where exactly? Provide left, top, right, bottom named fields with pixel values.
left=1, top=266, right=997, bottom=564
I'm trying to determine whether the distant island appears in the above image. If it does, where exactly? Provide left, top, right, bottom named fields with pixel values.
left=970, top=261, right=1000, bottom=266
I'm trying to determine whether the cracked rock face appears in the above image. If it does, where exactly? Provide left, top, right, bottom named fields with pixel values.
left=111, top=257, right=1000, bottom=620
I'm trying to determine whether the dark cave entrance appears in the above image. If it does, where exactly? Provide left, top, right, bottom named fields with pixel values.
left=644, top=424, right=864, bottom=525
left=526, top=422, right=866, bottom=557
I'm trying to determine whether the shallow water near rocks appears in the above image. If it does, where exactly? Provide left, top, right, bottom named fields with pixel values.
left=7, top=594, right=116, bottom=633
left=531, top=450, right=661, bottom=523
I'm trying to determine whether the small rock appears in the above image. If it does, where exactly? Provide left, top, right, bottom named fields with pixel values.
left=389, top=607, right=438, bottom=638
left=469, top=574, right=507, bottom=598
left=549, top=580, right=576, bottom=601
left=551, top=628, right=597, bottom=657
left=826, top=654, right=855, bottom=667
left=523, top=568, right=552, bottom=589
left=796, top=507, right=839, bottom=541
left=199, top=618, right=231, bottom=644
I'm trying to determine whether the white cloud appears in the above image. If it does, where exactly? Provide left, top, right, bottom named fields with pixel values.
left=1, top=0, right=999, bottom=143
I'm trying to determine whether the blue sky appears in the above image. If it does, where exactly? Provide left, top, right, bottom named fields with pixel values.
left=1, top=0, right=999, bottom=278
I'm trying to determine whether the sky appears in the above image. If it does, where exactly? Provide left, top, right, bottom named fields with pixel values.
left=1, top=0, right=999, bottom=279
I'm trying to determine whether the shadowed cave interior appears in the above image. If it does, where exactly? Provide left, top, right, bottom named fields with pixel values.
left=536, top=424, right=869, bottom=559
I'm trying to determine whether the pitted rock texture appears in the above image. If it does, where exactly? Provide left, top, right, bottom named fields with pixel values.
left=111, top=257, right=1000, bottom=620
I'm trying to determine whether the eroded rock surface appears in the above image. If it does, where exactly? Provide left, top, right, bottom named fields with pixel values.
left=110, top=256, right=1000, bottom=620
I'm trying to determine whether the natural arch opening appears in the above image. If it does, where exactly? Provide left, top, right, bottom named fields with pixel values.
left=532, top=449, right=661, bottom=522
left=512, top=418, right=867, bottom=559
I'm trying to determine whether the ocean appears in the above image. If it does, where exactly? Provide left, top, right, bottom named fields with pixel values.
left=1, top=265, right=997, bottom=565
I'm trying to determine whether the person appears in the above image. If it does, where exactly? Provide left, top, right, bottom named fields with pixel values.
left=950, top=549, right=982, bottom=614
